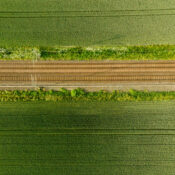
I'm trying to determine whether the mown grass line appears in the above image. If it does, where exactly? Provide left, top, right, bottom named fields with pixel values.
left=1, top=45, right=175, bottom=60
left=1, top=88, right=175, bottom=102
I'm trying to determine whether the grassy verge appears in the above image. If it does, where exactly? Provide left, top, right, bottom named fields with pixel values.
left=1, top=88, right=175, bottom=102
left=1, top=45, right=175, bottom=60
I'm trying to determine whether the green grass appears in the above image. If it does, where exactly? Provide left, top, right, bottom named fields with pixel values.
left=1, top=88, right=175, bottom=102
left=1, top=45, right=175, bottom=60
left=1, top=101, right=175, bottom=174
left=0, top=0, right=175, bottom=46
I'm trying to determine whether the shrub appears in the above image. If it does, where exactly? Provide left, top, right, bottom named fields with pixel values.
left=0, top=88, right=174, bottom=102
left=1, top=45, right=175, bottom=60
left=71, top=89, right=77, bottom=97
left=9, top=47, right=41, bottom=60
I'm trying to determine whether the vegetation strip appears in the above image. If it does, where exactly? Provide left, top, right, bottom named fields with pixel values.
left=1, top=45, right=175, bottom=60
left=0, top=88, right=175, bottom=101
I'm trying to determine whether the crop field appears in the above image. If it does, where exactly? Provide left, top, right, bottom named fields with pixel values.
left=1, top=101, right=175, bottom=175
left=1, top=0, right=175, bottom=46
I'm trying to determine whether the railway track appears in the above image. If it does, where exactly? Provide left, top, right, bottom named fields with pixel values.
left=1, top=60, right=175, bottom=90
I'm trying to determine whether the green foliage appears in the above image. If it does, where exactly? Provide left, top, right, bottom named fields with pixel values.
left=1, top=45, right=175, bottom=60
left=0, top=88, right=175, bottom=102
left=60, top=88, right=70, bottom=96
left=0, top=47, right=40, bottom=60
left=71, top=89, right=77, bottom=97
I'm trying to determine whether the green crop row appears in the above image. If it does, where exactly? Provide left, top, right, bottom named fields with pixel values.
left=1, top=45, right=175, bottom=60
left=0, top=88, right=175, bottom=102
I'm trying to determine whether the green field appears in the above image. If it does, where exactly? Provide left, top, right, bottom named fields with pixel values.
left=1, top=0, right=175, bottom=46
left=1, top=101, right=175, bottom=174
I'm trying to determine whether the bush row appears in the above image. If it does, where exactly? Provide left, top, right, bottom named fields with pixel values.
left=1, top=45, right=175, bottom=60
left=0, top=88, right=175, bottom=102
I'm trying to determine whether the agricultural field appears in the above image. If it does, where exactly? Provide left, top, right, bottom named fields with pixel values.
left=1, top=101, right=175, bottom=175
left=1, top=1, right=175, bottom=174
left=0, top=0, right=175, bottom=46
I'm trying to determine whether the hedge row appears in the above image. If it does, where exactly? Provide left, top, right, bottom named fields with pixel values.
left=1, top=45, right=175, bottom=60
left=0, top=88, right=175, bottom=102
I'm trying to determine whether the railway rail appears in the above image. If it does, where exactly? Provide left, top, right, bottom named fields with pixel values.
left=1, top=60, right=175, bottom=91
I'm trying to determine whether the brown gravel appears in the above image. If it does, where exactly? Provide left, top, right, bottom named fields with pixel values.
left=1, top=60, right=175, bottom=91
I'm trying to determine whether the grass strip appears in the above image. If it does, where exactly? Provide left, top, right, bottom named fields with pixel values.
left=0, top=88, right=175, bottom=102
left=1, top=45, right=175, bottom=60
